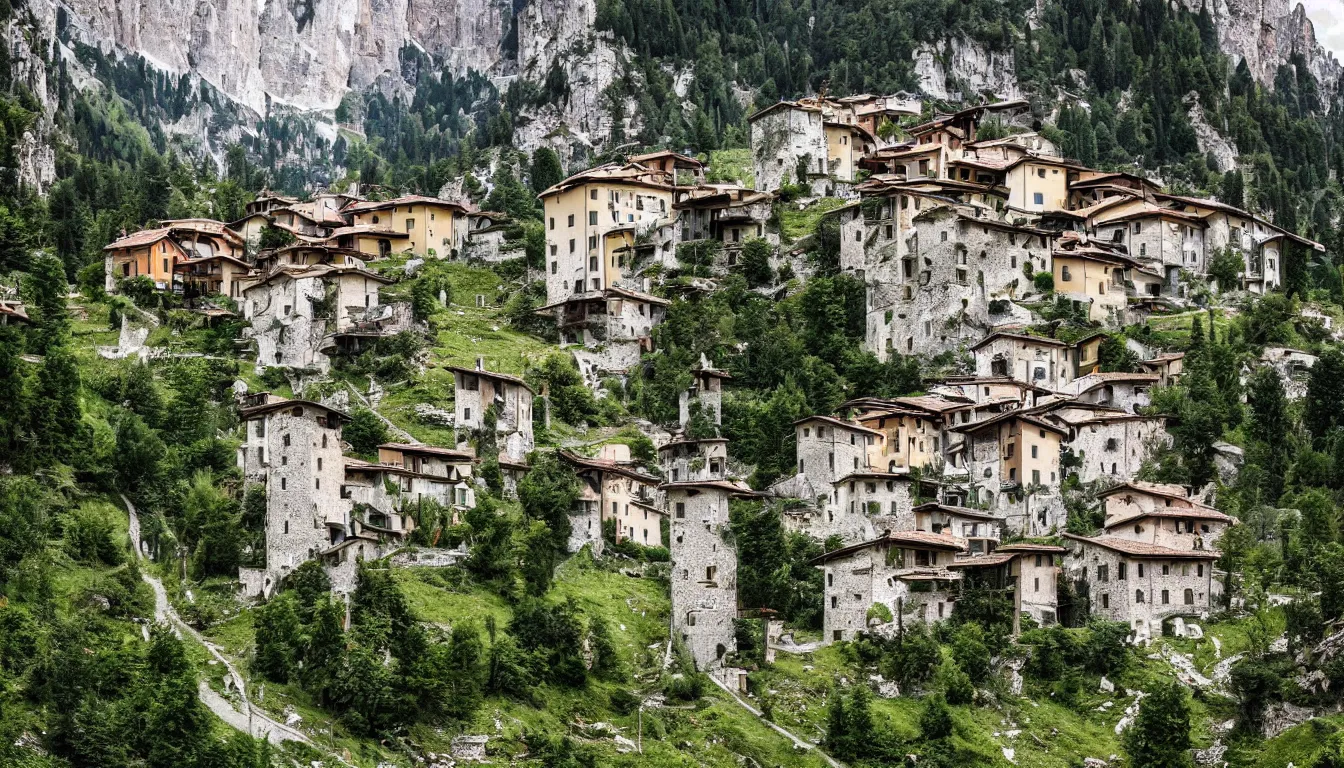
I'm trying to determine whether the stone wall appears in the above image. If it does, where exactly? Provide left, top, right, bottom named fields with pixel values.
left=1066, top=418, right=1169, bottom=485
left=750, top=107, right=827, bottom=193
left=669, top=486, right=738, bottom=670
left=1068, top=544, right=1218, bottom=640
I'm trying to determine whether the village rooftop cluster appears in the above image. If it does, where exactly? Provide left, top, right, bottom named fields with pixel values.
left=84, top=93, right=1322, bottom=680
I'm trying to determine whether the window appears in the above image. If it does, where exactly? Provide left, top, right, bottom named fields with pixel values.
left=831, top=596, right=838, bottom=608
left=1197, top=564, right=1204, bottom=577
left=405, top=218, right=414, bottom=232
left=163, top=257, right=169, bottom=273
left=1031, top=445, right=1038, bottom=459
left=1034, top=577, right=1040, bottom=592
left=1161, top=589, right=1170, bottom=604
left=283, top=520, right=289, bottom=534
left=1061, top=266, right=1071, bottom=282
left=280, top=477, right=286, bottom=490
left=589, top=211, right=597, bottom=225
left=1097, top=564, right=1108, bottom=583
left=1136, top=589, right=1145, bottom=603
left=588, top=236, right=596, bottom=250
left=676, top=502, right=686, bottom=518
left=1118, top=562, right=1127, bottom=580
left=706, top=566, right=717, bottom=582
left=1036, top=168, right=1046, bottom=179
left=567, top=214, right=575, bottom=227
left=551, top=261, right=558, bottom=274
left=1033, top=192, right=1044, bottom=205
left=1102, top=593, right=1110, bottom=609
left=569, top=239, right=575, bottom=253
left=1138, top=564, right=1145, bottom=577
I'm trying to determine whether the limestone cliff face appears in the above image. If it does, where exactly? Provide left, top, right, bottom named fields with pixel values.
left=48, top=0, right=515, bottom=115
left=1179, top=0, right=1341, bottom=88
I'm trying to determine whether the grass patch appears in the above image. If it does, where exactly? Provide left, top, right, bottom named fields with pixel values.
left=778, top=198, right=845, bottom=243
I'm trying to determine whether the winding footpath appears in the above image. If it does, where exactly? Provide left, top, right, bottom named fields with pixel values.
left=121, top=494, right=311, bottom=746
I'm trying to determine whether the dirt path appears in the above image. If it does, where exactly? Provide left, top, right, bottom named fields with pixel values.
left=121, top=494, right=311, bottom=746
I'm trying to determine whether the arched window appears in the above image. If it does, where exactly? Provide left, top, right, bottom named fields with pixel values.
left=1183, top=588, right=1194, bottom=605
left=1135, top=589, right=1144, bottom=603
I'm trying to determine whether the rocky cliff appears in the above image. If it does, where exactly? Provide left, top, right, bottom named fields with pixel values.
left=45, top=0, right=515, bottom=116
left=1180, top=0, right=1341, bottom=87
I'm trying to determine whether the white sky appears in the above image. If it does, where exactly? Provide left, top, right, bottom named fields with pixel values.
left=1301, top=0, right=1344, bottom=61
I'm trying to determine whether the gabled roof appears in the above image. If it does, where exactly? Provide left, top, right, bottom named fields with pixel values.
left=538, top=162, right=675, bottom=198
left=628, top=149, right=704, bottom=169
left=953, top=409, right=1068, bottom=437
left=343, top=195, right=468, bottom=215
left=1062, top=533, right=1221, bottom=560
left=378, top=442, right=475, bottom=462
left=912, top=502, right=1000, bottom=522
left=444, top=365, right=534, bottom=394
left=104, top=227, right=174, bottom=250
left=325, top=225, right=410, bottom=239
left=969, top=331, right=1067, bottom=351
left=946, top=552, right=1018, bottom=568
left=1096, top=480, right=1193, bottom=502
left=746, top=99, right=825, bottom=123
left=809, top=529, right=969, bottom=565
left=793, top=414, right=883, bottom=436
left=241, top=263, right=393, bottom=290
left=559, top=450, right=659, bottom=484
left=659, top=479, right=762, bottom=496
left=239, top=397, right=347, bottom=422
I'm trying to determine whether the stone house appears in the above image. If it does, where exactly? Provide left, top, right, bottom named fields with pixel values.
left=240, top=264, right=394, bottom=373
left=1093, top=204, right=1208, bottom=281
left=911, top=502, right=1000, bottom=555
left=668, top=480, right=760, bottom=669
left=854, top=397, right=956, bottom=474
left=1066, top=170, right=1161, bottom=210
left=1138, top=352, right=1184, bottom=387
left=812, top=530, right=967, bottom=644
left=826, top=470, right=936, bottom=544
left=1096, top=481, right=1234, bottom=552
left=538, top=162, right=675, bottom=307
left=1062, top=533, right=1221, bottom=641
left=793, top=415, right=882, bottom=487
left=1048, top=407, right=1169, bottom=484
left=462, top=212, right=514, bottom=262
left=343, top=453, right=473, bottom=528
left=537, top=287, right=670, bottom=389
left=994, top=542, right=1066, bottom=627
left=446, top=362, right=535, bottom=461
left=1258, top=347, right=1317, bottom=400
left=628, top=150, right=706, bottom=187
left=1068, top=372, right=1158, bottom=413
left=672, top=185, right=775, bottom=265
left=342, top=195, right=470, bottom=259
left=236, top=396, right=395, bottom=597
left=970, top=332, right=1073, bottom=392
left=864, top=205, right=1054, bottom=359
left=954, top=410, right=1067, bottom=535
left=659, top=437, right=729, bottom=484
left=748, top=100, right=830, bottom=194
left=679, top=357, right=729, bottom=430
left=561, top=445, right=663, bottom=551
left=1157, top=193, right=1325, bottom=295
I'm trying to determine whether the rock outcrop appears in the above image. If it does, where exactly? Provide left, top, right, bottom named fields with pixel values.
left=1178, top=0, right=1342, bottom=89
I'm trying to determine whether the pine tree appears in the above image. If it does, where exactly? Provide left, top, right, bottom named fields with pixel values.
left=253, top=593, right=303, bottom=683
left=1125, top=681, right=1194, bottom=768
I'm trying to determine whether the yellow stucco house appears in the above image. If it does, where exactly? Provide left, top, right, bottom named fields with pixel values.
left=341, top=195, right=470, bottom=259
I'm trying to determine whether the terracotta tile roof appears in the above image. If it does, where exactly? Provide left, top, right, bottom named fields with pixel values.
left=969, top=331, right=1067, bottom=350
left=343, top=195, right=468, bottom=215
left=912, top=502, right=1001, bottom=522
left=104, top=227, right=172, bottom=250
left=1096, top=481, right=1197, bottom=502
left=1062, top=533, right=1221, bottom=560
left=810, top=529, right=968, bottom=565
left=559, top=450, right=659, bottom=484
left=947, top=552, right=1018, bottom=568
left=378, top=442, right=475, bottom=461
left=658, top=479, right=761, bottom=496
